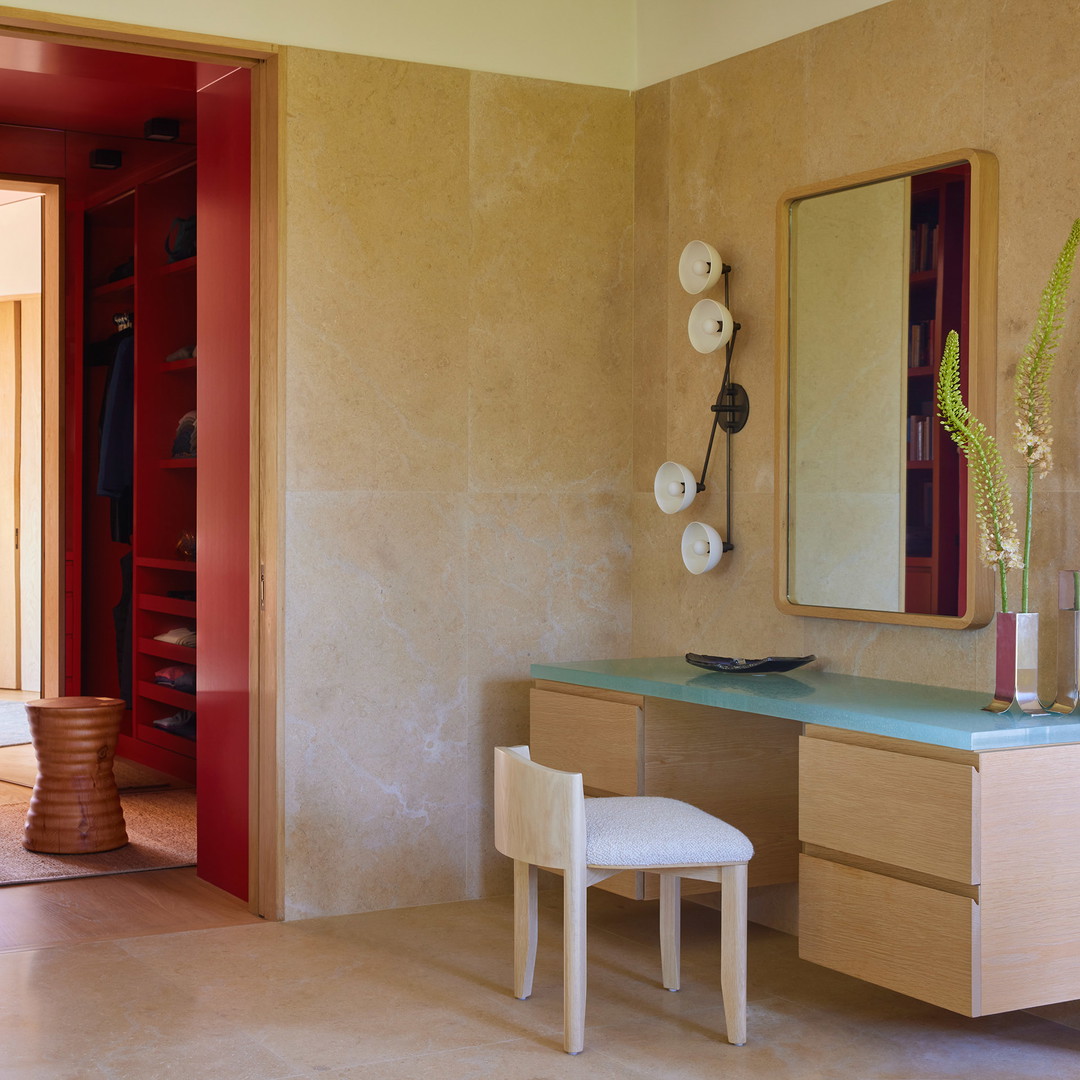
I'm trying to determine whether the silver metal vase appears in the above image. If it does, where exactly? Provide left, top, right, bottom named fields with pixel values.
left=984, top=611, right=1047, bottom=716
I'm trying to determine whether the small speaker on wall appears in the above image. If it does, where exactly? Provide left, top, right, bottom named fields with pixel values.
left=89, top=148, right=123, bottom=170
left=144, top=117, right=181, bottom=141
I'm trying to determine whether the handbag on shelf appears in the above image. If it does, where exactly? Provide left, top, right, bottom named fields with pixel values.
left=165, top=215, right=197, bottom=262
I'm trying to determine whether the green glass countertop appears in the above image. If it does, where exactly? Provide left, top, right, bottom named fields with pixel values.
left=530, top=656, right=1080, bottom=751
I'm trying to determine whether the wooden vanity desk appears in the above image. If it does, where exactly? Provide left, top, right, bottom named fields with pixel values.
left=530, top=657, right=1080, bottom=1018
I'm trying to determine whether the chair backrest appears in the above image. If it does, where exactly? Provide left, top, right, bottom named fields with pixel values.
left=493, top=745, right=586, bottom=872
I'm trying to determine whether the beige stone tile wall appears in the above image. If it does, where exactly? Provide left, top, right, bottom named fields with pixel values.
left=282, top=49, right=632, bottom=917
left=635, top=0, right=1080, bottom=693
left=278, top=0, right=1080, bottom=919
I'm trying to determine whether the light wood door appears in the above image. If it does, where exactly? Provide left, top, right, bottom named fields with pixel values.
left=17, top=296, right=40, bottom=693
left=0, top=301, right=21, bottom=688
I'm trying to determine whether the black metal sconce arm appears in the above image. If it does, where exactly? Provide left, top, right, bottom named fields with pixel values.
left=692, top=274, right=749, bottom=552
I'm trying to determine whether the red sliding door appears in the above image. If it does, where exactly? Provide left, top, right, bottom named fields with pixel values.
left=196, top=66, right=252, bottom=900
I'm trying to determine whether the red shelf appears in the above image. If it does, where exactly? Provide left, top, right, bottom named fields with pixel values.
left=90, top=276, right=134, bottom=298
left=158, top=255, right=196, bottom=277
left=138, top=722, right=196, bottom=758
left=137, top=593, right=196, bottom=618
left=162, top=357, right=197, bottom=373
left=160, top=457, right=197, bottom=469
left=138, top=679, right=196, bottom=710
left=135, top=556, right=196, bottom=572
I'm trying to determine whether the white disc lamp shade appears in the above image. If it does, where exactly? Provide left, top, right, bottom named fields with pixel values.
left=688, top=299, right=735, bottom=354
left=681, top=521, right=724, bottom=574
left=654, top=461, right=698, bottom=514
left=678, top=241, right=725, bottom=294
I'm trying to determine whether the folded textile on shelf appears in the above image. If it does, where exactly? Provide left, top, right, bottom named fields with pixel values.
left=107, top=257, right=134, bottom=282
left=154, top=627, right=196, bottom=648
left=154, top=664, right=196, bottom=693
left=171, top=410, right=197, bottom=458
left=164, top=345, right=195, bottom=363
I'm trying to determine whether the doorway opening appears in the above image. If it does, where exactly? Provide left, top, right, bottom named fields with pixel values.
left=0, top=184, right=43, bottom=783
left=0, top=186, right=42, bottom=704
left=0, top=13, right=280, bottom=927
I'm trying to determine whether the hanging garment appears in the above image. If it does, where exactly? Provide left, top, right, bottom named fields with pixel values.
left=113, top=552, right=132, bottom=704
left=91, top=330, right=135, bottom=543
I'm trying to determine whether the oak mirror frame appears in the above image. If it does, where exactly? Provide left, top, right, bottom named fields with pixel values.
left=775, top=149, right=998, bottom=629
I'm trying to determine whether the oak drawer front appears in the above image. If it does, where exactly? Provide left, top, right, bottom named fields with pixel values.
left=799, top=855, right=978, bottom=1016
left=800, top=736, right=978, bottom=883
left=529, top=688, right=641, bottom=795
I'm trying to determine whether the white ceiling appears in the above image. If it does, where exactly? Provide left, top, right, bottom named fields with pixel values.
left=0, top=190, right=42, bottom=207
left=2, top=0, right=896, bottom=89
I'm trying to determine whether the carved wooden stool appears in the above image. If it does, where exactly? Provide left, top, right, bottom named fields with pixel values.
left=22, top=696, right=129, bottom=854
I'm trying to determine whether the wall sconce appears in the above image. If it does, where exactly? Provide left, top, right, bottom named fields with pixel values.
left=682, top=521, right=724, bottom=574
left=688, top=298, right=735, bottom=353
left=654, top=240, right=750, bottom=573
left=678, top=240, right=730, bottom=294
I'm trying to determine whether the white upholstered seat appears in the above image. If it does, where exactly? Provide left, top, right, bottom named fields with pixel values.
left=493, top=744, right=753, bottom=1055
left=585, top=796, right=754, bottom=868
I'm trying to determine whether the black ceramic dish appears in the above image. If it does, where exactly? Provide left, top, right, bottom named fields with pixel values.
left=685, top=653, right=815, bottom=674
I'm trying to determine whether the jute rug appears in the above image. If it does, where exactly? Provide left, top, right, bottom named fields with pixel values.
left=0, top=788, right=196, bottom=884
left=0, top=701, right=30, bottom=747
left=0, top=744, right=186, bottom=792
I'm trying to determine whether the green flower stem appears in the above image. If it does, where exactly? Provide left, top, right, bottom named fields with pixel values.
left=1014, top=220, right=1080, bottom=612
left=936, top=329, right=1018, bottom=613
left=999, top=537, right=1010, bottom=615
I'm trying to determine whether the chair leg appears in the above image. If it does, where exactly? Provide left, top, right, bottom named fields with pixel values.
left=563, top=866, right=588, bottom=1054
left=659, top=872, right=681, bottom=990
left=514, top=860, right=538, bottom=999
left=720, top=862, right=748, bottom=1046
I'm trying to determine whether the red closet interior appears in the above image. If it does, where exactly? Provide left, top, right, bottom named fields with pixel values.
left=0, top=37, right=252, bottom=900
left=903, top=164, right=970, bottom=618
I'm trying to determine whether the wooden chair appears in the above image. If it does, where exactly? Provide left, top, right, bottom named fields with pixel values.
left=493, top=744, right=753, bottom=1054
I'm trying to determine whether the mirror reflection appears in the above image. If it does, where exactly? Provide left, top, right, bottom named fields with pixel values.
left=779, top=153, right=995, bottom=626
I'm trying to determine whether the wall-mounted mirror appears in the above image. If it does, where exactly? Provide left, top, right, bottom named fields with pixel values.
left=775, top=149, right=997, bottom=628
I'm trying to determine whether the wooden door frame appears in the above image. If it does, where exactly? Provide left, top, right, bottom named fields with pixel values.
left=0, top=7, right=284, bottom=919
